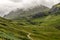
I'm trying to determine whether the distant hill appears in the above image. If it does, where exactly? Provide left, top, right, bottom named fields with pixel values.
left=4, top=5, right=49, bottom=20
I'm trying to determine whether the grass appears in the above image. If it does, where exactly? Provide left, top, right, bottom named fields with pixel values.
left=0, top=14, right=60, bottom=40
left=0, top=3, right=60, bottom=40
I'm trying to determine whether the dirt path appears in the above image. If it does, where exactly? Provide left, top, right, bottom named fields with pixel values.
left=27, top=33, right=33, bottom=40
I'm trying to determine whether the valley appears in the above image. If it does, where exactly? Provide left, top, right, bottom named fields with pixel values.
left=0, top=3, right=60, bottom=40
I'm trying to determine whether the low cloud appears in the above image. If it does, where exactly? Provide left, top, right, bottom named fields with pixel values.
left=0, top=0, right=60, bottom=8
left=0, top=0, right=60, bottom=16
left=9, top=0, right=60, bottom=8
left=10, top=0, right=22, bottom=2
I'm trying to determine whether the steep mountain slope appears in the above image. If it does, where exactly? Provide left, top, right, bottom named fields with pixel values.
left=0, top=14, right=60, bottom=40
left=0, top=3, right=60, bottom=40
left=49, top=3, right=60, bottom=15
left=4, top=5, right=49, bottom=19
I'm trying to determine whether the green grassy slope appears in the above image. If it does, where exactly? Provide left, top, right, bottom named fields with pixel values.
left=0, top=14, right=60, bottom=40
left=0, top=3, right=60, bottom=40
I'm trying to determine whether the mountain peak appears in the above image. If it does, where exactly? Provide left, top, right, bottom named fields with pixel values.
left=4, top=5, right=49, bottom=20
left=49, top=3, right=60, bottom=14
left=54, top=3, right=60, bottom=7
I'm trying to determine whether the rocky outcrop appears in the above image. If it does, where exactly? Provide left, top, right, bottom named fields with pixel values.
left=4, top=5, right=49, bottom=20
left=49, top=3, right=60, bottom=15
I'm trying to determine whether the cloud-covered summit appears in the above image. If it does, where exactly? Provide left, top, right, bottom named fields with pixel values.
left=0, top=0, right=60, bottom=16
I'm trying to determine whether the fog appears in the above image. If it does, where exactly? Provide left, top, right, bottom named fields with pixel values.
left=0, top=0, right=60, bottom=16
left=0, top=0, right=60, bottom=7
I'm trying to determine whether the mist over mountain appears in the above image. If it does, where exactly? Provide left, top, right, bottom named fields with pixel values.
left=4, top=5, right=49, bottom=19
left=0, top=3, right=60, bottom=40
left=0, top=0, right=60, bottom=17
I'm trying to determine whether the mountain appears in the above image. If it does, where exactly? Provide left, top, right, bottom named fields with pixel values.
left=0, top=4, right=19, bottom=17
left=0, top=3, right=60, bottom=40
left=0, top=15, right=60, bottom=40
left=4, top=5, right=49, bottom=20
left=49, top=3, right=60, bottom=15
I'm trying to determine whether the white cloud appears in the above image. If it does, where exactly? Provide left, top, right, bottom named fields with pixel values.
left=10, top=0, right=22, bottom=2
left=0, top=0, right=12, bottom=4
left=40, top=0, right=60, bottom=8
left=0, top=0, right=60, bottom=7
left=0, top=0, right=60, bottom=16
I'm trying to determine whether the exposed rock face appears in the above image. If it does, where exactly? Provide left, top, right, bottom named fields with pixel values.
left=4, top=5, right=49, bottom=20
left=49, top=3, right=60, bottom=14
left=31, top=12, right=47, bottom=18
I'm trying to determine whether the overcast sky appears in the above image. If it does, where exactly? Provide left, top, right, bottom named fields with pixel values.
left=0, top=0, right=60, bottom=8
left=0, top=0, right=60, bottom=17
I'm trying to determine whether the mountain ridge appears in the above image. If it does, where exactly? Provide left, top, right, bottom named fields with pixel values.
left=4, top=5, right=49, bottom=20
left=0, top=3, right=60, bottom=40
